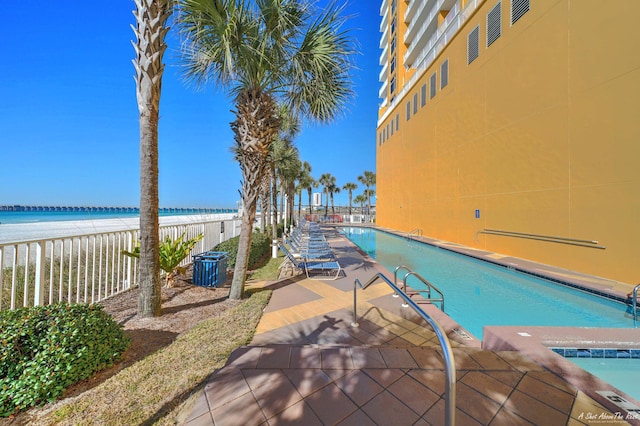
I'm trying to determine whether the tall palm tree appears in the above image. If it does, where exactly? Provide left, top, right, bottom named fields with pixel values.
left=328, top=183, right=340, bottom=215
left=342, top=182, right=357, bottom=215
left=179, top=0, right=354, bottom=300
left=318, top=173, right=335, bottom=217
left=297, top=161, right=313, bottom=219
left=354, top=194, right=366, bottom=213
left=271, top=136, right=300, bottom=237
left=357, top=170, right=376, bottom=215
left=270, top=105, right=300, bottom=238
left=132, top=0, right=173, bottom=318
left=306, top=177, right=317, bottom=217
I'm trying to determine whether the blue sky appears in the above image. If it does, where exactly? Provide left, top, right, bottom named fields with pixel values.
left=0, top=2, right=380, bottom=209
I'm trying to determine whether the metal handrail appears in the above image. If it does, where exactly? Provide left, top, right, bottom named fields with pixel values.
left=352, top=272, right=456, bottom=426
left=476, top=228, right=606, bottom=249
left=405, top=228, right=423, bottom=240
left=394, top=265, right=445, bottom=311
left=633, top=284, right=640, bottom=327
left=404, top=271, right=445, bottom=311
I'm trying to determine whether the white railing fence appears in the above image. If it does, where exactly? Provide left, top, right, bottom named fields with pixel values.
left=0, top=215, right=241, bottom=311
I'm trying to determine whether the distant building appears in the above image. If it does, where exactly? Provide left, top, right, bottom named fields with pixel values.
left=376, top=0, right=639, bottom=284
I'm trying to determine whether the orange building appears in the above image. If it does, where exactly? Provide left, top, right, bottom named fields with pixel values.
left=376, top=0, right=640, bottom=285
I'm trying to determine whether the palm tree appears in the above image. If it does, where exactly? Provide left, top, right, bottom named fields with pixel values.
left=271, top=137, right=300, bottom=237
left=328, top=183, right=340, bottom=216
left=270, top=105, right=301, bottom=237
left=318, top=173, right=336, bottom=217
left=354, top=194, right=366, bottom=213
left=357, top=171, right=376, bottom=215
left=306, top=178, right=317, bottom=216
left=132, top=0, right=172, bottom=317
left=342, top=182, right=357, bottom=215
left=179, top=0, right=354, bottom=300
left=297, top=161, right=313, bottom=219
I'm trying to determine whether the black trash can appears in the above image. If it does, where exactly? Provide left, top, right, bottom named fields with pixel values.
left=192, top=252, right=228, bottom=287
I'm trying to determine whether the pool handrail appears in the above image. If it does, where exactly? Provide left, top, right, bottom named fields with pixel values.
left=394, top=265, right=445, bottom=312
left=352, top=272, right=456, bottom=426
left=404, top=228, right=423, bottom=240
left=633, top=284, right=640, bottom=327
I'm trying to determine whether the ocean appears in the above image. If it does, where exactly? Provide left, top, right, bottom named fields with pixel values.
left=0, top=209, right=237, bottom=225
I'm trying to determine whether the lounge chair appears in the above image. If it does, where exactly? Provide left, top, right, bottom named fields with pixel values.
left=279, top=243, right=342, bottom=280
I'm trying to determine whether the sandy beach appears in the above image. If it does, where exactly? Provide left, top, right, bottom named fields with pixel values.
left=0, top=214, right=236, bottom=267
left=0, top=214, right=235, bottom=245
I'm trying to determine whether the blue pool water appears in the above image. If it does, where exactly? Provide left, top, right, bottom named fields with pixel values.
left=341, top=227, right=634, bottom=338
left=568, top=357, right=640, bottom=401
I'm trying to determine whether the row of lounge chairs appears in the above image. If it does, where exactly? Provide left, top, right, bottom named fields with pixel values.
left=279, top=221, right=342, bottom=280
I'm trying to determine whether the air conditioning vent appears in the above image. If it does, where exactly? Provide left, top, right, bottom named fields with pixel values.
left=430, top=72, right=437, bottom=99
left=487, top=2, right=501, bottom=47
left=441, top=60, right=449, bottom=89
left=511, top=0, right=530, bottom=24
left=468, top=26, right=479, bottom=64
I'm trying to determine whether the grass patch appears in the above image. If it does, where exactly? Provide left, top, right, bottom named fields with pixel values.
left=247, top=252, right=285, bottom=281
left=35, top=290, right=271, bottom=425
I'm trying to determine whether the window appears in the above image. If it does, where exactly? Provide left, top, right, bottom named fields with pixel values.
left=386, top=124, right=390, bottom=140
left=440, top=60, right=449, bottom=89
left=406, top=101, right=411, bottom=120
left=395, top=113, right=399, bottom=131
left=487, top=2, right=501, bottom=47
left=430, top=72, right=437, bottom=99
left=413, top=93, right=418, bottom=114
left=467, top=25, right=479, bottom=64
left=511, top=0, right=529, bottom=24
left=390, top=76, right=396, bottom=96
left=391, top=15, right=396, bottom=35
left=390, top=55, right=396, bottom=74
left=421, top=83, right=427, bottom=107
left=391, top=37, right=396, bottom=54
left=390, top=118, right=394, bottom=136
left=391, top=0, right=397, bottom=14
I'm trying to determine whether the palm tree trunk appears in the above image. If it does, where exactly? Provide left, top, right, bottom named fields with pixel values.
left=133, top=0, right=170, bottom=318
left=271, top=167, right=278, bottom=241
left=229, top=88, right=279, bottom=300
left=231, top=191, right=257, bottom=300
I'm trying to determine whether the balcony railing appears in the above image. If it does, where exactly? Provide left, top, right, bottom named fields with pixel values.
left=0, top=214, right=240, bottom=311
left=378, top=0, right=483, bottom=126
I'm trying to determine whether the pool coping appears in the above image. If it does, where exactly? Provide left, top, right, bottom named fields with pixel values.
left=483, top=326, right=640, bottom=424
left=340, top=224, right=636, bottom=306
left=337, top=224, right=640, bottom=423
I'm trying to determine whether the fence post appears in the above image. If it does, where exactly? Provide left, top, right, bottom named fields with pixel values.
left=34, top=241, right=46, bottom=306
left=126, top=231, right=133, bottom=290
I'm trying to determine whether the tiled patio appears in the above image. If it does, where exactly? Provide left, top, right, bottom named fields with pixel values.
left=181, top=227, right=636, bottom=425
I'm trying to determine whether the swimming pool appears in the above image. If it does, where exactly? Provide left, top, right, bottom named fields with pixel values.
left=341, top=227, right=634, bottom=338
left=562, top=354, right=640, bottom=401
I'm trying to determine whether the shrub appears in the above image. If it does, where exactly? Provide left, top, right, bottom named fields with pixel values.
left=0, top=303, right=130, bottom=417
left=212, top=231, right=271, bottom=269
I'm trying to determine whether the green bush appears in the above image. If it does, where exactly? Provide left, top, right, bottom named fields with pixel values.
left=265, top=222, right=286, bottom=238
left=212, top=232, right=271, bottom=270
left=0, top=303, right=130, bottom=417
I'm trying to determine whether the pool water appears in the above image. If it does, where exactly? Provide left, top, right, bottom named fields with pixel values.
left=341, top=227, right=634, bottom=338
left=568, top=357, right=640, bottom=401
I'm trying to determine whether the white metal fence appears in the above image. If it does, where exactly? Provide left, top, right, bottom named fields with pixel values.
left=0, top=215, right=241, bottom=311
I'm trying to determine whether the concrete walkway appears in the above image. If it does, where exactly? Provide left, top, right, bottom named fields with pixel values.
left=182, top=227, right=632, bottom=425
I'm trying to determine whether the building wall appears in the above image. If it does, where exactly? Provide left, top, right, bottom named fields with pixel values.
left=376, top=0, right=640, bottom=284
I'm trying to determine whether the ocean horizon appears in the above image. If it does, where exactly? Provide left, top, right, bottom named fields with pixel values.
left=0, top=209, right=238, bottom=225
